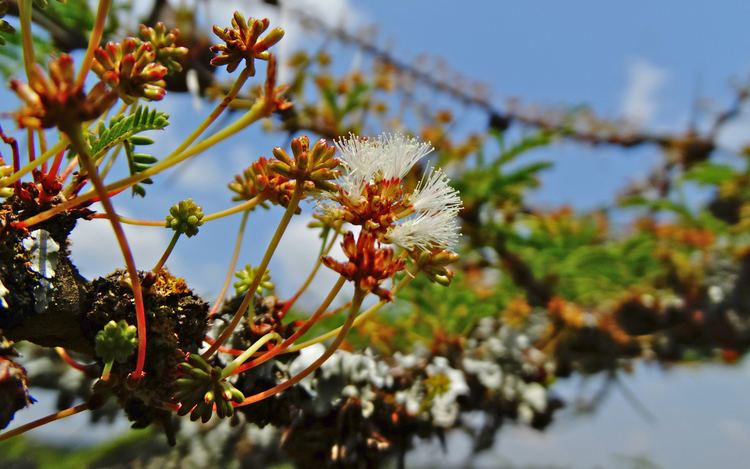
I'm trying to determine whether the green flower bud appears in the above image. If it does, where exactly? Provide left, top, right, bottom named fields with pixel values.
left=165, top=198, right=204, bottom=237
left=233, top=264, right=274, bottom=295
left=94, top=320, right=138, bottom=365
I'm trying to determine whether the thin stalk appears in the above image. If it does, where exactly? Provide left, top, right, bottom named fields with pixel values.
left=285, top=273, right=416, bottom=353
left=234, top=288, right=366, bottom=408
left=37, top=131, right=48, bottom=172
left=98, top=142, right=124, bottom=180
left=209, top=210, right=251, bottom=318
left=170, top=67, right=251, bottom=157
left=152, top=232, right=180, bottom=273
left=281, top=228, right=341, bottom=315
left=75, top=0, right=112, bottom=88
left=1, top=140, right=67, bottom=189
left=18, top=0, right=34, bottom=81
left=37, top=129, right=48, bottom=153
left=55, top=347, right=93, bottom=374
left=202, top=183, right=304, bottom=358
left=88, top=197, right=260, bottom=227
left=68, top=126, right=148, bottom=380
left=0, top=403, right=90, bottom=442
left=233, top=275, right=346, bottom=375
left=203, top=197, right=261, bottom=221
left=18, top=99, right=269, bottom=228
left=100, top=360, right=114, bottom=381
left=48, top=149, right=65, bottom=178
left=26, top=128, right=35, bottom=163
left=203, top=336, right=245, bottom=356
left=220, top=332, right=282, bottom=379
left=60, top=157, right=79, bottom=185
left=89, top=213, right=163, bottom=226
left=154, top=97, right=269, bottom=173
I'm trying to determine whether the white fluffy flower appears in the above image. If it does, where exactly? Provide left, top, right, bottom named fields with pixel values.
left=328, top=132, right=462, bottom=252
left=336, top=132, right=433, bottom=187
left=387, top=209, right=461, bottom=251
left=388, top=166, right=462, bottom=251
left=410, top=168, right=462, bottom=213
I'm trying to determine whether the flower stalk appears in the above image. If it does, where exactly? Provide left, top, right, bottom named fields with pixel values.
left=202, top=182, right=304, bottom=358
left=67, top=126, right=149, bottom=380
left=234, top=287, right=366, bottom=407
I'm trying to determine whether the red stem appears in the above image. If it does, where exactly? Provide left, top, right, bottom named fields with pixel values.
left=26, top=128, right=35, bottom=163
left=203, top=336, right=248, bottom=356
left=55, top=347, right=95, bottom=374
left=0, top=126, right=21, bottom=191
left=48, top=150, right=65, bottom=178
left=68, top=127, right=149, bottom=380
left=60, top=157, right=78, bottom=182
left=232, top=276, right=346, bottom=375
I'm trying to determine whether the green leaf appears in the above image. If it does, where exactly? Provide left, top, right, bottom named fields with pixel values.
left=496, top=132, right=554, bottom=166
left=88, top=105, right=169, bottom=159
left=682, top=162, right=736, bottom=186
left=124, top=141, right=154, bottom=198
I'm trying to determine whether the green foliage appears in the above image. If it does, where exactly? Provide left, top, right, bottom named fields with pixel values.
left=510, top=212, right=664, bottom=304
left=321, top=80, right=370, bottom=122
left=0, top=430, right=156, bottom=469
left=89, top=106, right=169, bottom=158
left=46, top=0, right=94, bottom=33
left=0, top=1, right=14, bottom=47
left=87, top=106, right=168, bottom=196
left=0, top=28, right=56, bottom=77
left=455, top=131, right=554, bottom=208
left=682, top=162, right=737, bottom=186
left=124, top=138, right=157, bottom=197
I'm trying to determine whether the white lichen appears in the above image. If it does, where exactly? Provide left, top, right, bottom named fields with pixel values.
left=22, top=229, right=59, bottom=279
left=0, top=276, right=9, bottom=309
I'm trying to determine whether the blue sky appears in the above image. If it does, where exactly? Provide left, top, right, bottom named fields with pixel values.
left=6, top=1, right=750, bottom=466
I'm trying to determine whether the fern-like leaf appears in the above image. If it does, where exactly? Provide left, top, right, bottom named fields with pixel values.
left=123, top=139, right=158, bottom=197
left=89, top=106, right=169, bottom=159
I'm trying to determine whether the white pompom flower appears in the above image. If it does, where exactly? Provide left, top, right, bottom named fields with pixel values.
left=323, top=132, right=462, bottom=252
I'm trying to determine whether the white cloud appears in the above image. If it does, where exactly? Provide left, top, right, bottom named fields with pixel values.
left=620, top=58, right=668, bottom=125
left=169, top=153, right=226, bottom=193
left=68, top=205, right=172, bottom=279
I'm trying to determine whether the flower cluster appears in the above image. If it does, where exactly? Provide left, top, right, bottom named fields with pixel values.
left=322, top=231, right=405, bottom=301
left=10, top=54, right=117, bottom=131
left=229, top=137, right=337, bottom=208
left=270, top=136, right=339, bottom=191
left=92, top=37, right=169, bottom=103
left=175, top=353, right=245, bottom=422
left=319, top=133, right=462, bottom=296
left=165, top=199, right=204, bottom=237
left=323, top=133, right=461, bottom=252
left=270, top=312, right=558, bottom=464
left=138, top=22, right=188, bottom=75
left=210, top=12, right=284, bottom=74
left=229, top=157, right=297, bottom=208
left=234, top=264, right=274, bottom=295
left=94, top=320, right=138, bottom=366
